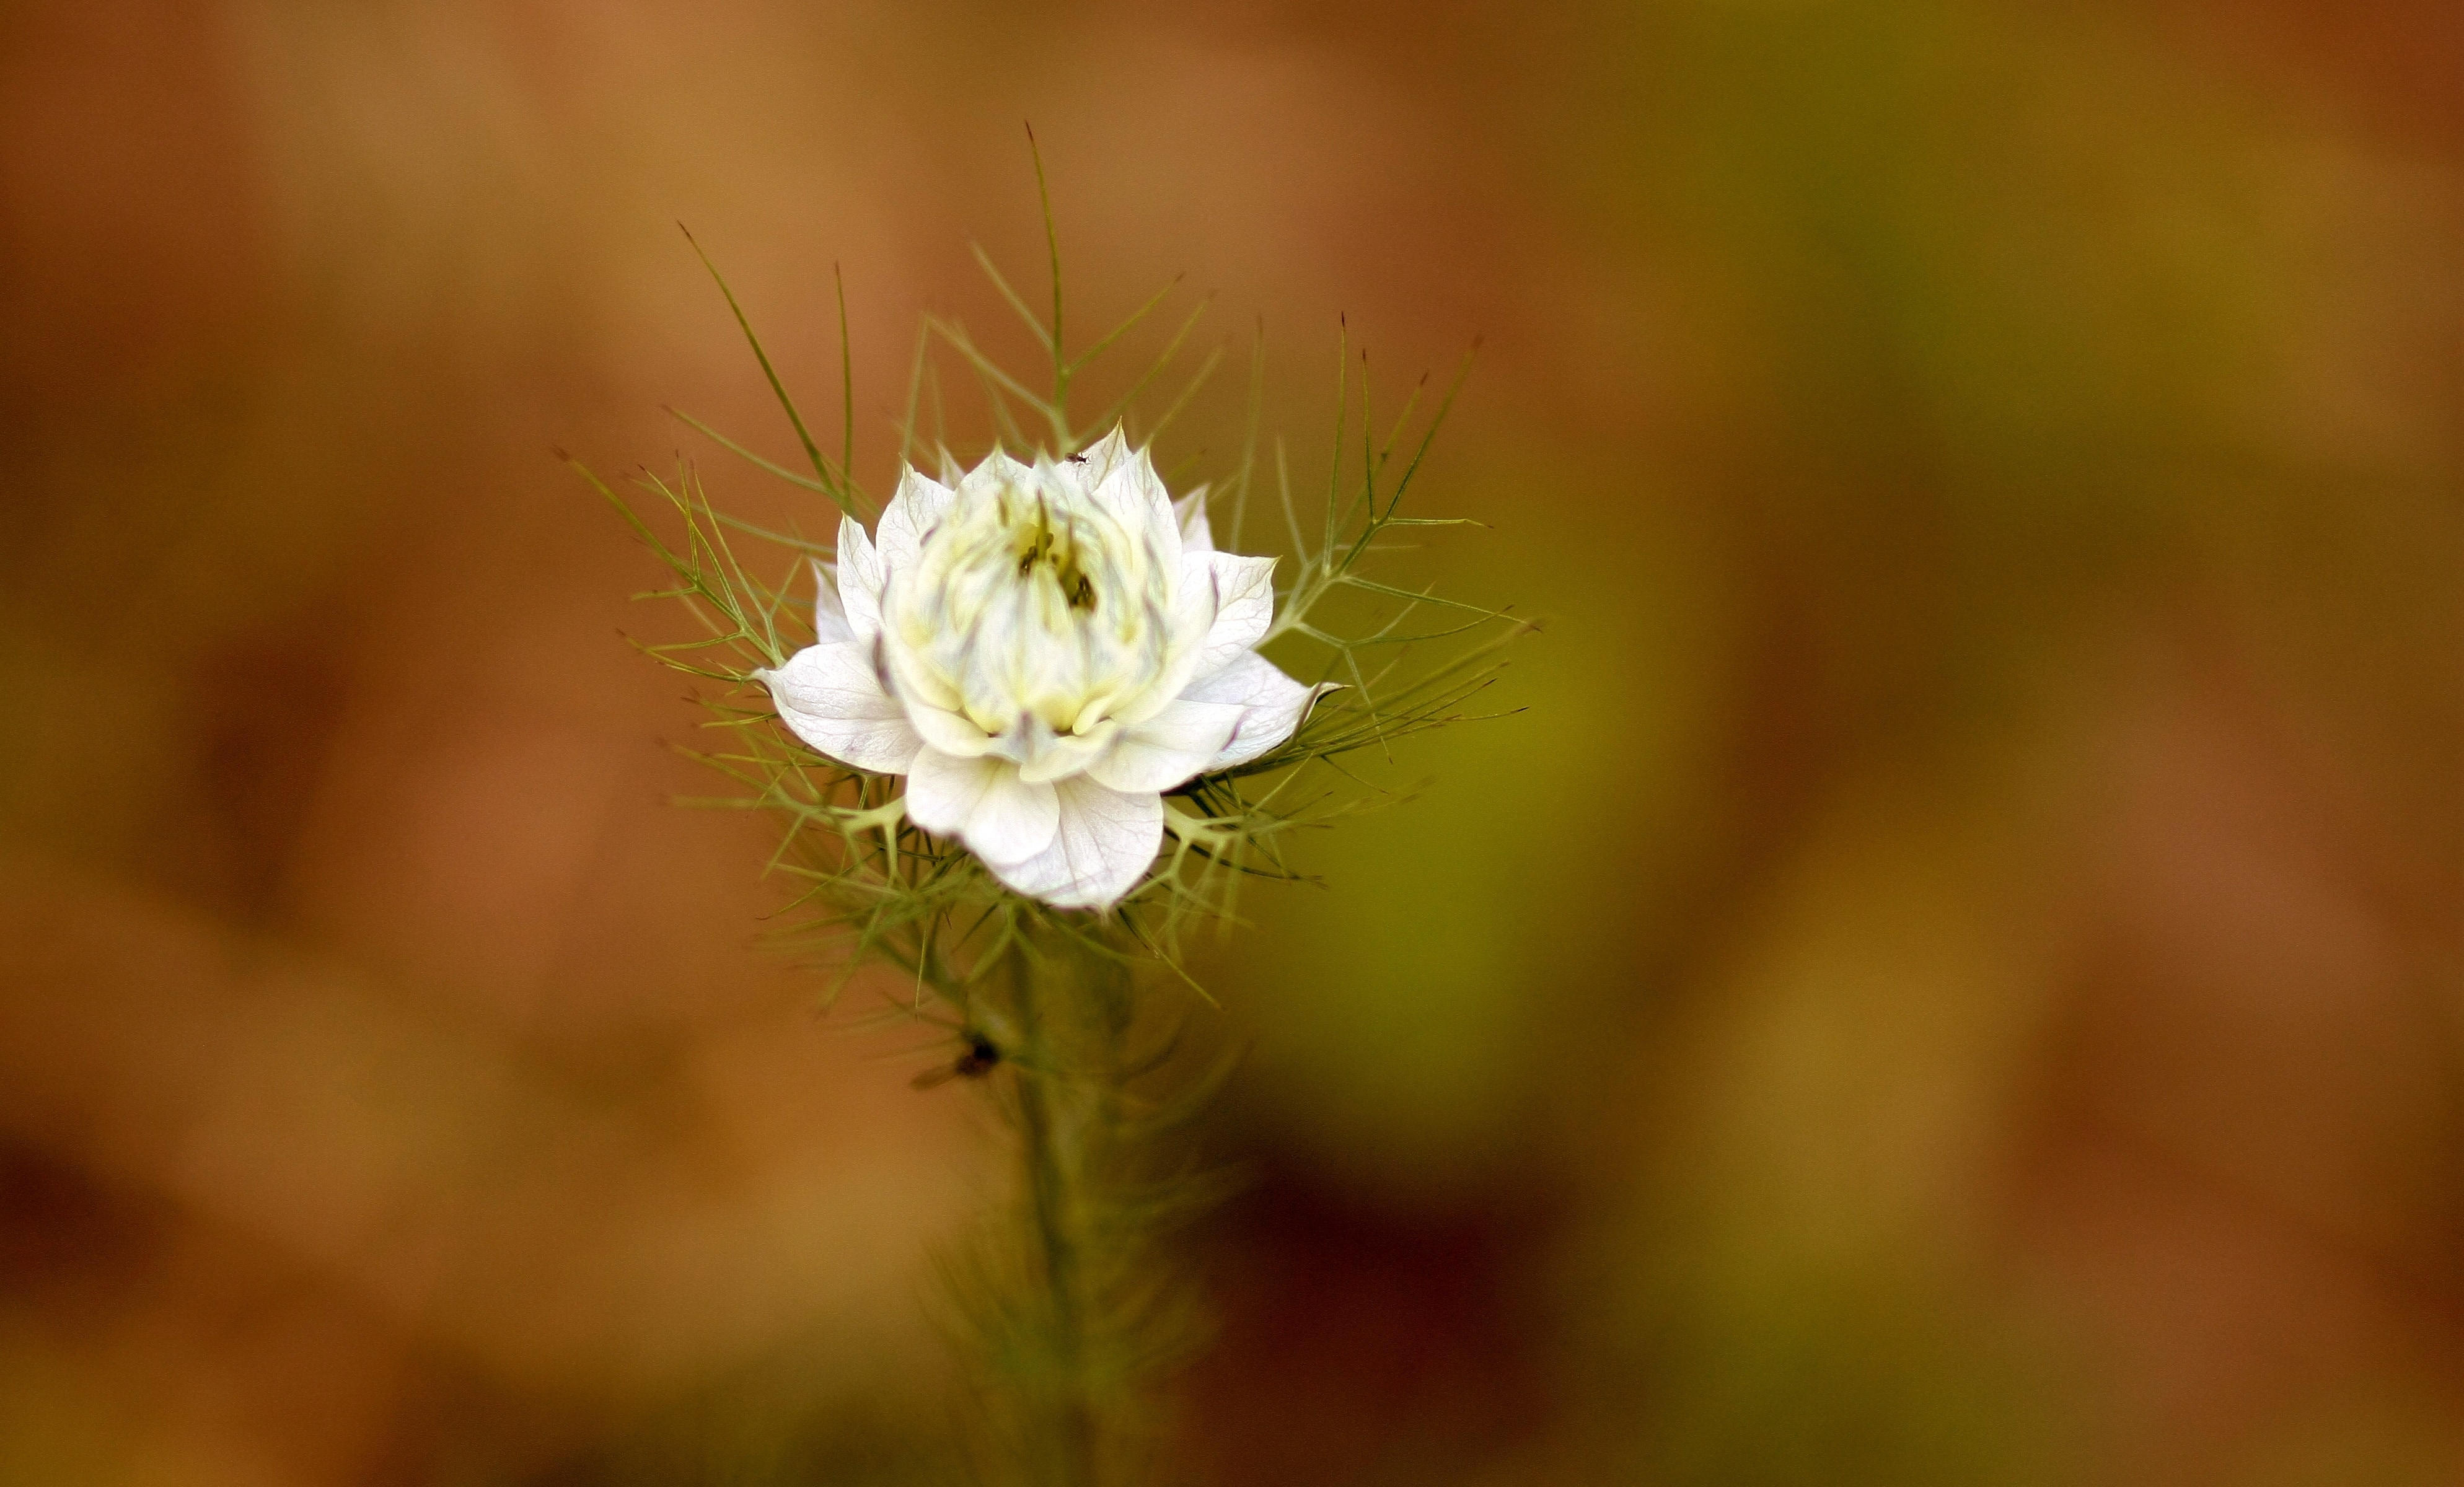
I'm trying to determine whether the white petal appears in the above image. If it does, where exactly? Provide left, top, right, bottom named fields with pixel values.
left=1015, top=719, right=1119, bottom=785
left=1173, top=484, right=1213, bottom=553
left=959, top=448, right=1034, bottom=499
left=967, top=772, right=1060, bottom=865
left=1087, top=698, right=1242, bottom=793
left=1179, top=651, right=1339, bottom=769
left=1088, top=459, right=1176, bottom=564
left=907, top=750, right=1058, bottom=865
left=877, top=467, right=956, bottom=574
left=757, top=641, right=922, bottom=773
left=907, top=700, right=995, bottom=758
left=879, top=611, right=966, bottom=716
left=1109, top=550, right=1221, bottom=727
left=1076, top=425, right=1133, bottom=485
left=1126, top=446, right=1175, bottom=525
left=1125, top=446, right=1182, bottom=555
left=809, top=559, right=855, bottom=644
left=992, top=777, right=1164, bottom=908
left=836, top=514, right=884, bottom=641
left=1049, top=428, right=1128, bottom=498
left=982, top=713, right=1052, bottom=767
left=1192, top=551, right=1277, bottom=677
left=903, top=747, right=986, bottom=834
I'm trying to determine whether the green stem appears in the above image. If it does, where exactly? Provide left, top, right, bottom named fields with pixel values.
left=1011, top=941, right=1102, bottom=1486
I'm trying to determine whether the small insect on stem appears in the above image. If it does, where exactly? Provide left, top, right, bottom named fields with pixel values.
left=912, top=1031, right=1002, bottom=1090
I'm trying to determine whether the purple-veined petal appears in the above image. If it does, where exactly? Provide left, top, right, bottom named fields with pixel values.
left=757, top=641, right=922, bottom=773
left=907, top=748, right=1059, bottom=865
left=1016, top=720, right=1120, bottom=785
left=1078, top=426, right=1132, bottom=485
left=1125, top=447, right=1181, bottom=557
left=877, top=467, right=955, bottom=574
left=1173, top=485, right=1213, bottom=553
left=836, top=513, right=884, bottom=641
left=1052, top=426, right=1130, bottom=498
left=992, top=776, right=1164, bottom=908
left=966, top=772, right=1060, bottom=865
left=1087, top=698, right=1242, bottom=793
left=959, top=449, right=1034, bottom=501
left=1179, top=650, right=1339, bottom=769
left=1107, top=550, right=1221, bottom=727
left=907, top=700, right=995, bottom=759
left=1191, top=552, right=1277, bottom=677
left=879, top=603, right=966, bottom=715
left=809, top=558, right=855, bottom=644
left=904, top=747, right=985, bottom=835
left=1088, top=460, right=1177, bottom=568
left=1125, top=446, right=1176, bottom=529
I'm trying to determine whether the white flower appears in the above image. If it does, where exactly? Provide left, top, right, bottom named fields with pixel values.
left=756, top=428, right=1331, bottom=908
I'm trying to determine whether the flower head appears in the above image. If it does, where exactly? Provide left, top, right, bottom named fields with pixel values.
left=758, top=429, right=1329, bottom=908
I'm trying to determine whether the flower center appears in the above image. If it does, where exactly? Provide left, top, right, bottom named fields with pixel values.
left=884, top=472, right=1176, bottom=744
left=1011, top=504, right=1099, bottom=612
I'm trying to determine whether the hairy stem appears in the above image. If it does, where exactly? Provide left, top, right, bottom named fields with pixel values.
left=969, top=918, right=1206, bottom=1486
left=1010, top=942, right=1102, bottom=1485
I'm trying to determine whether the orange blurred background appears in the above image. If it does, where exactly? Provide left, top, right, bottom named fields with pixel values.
left=2, top=2, right=2458, bottom=1483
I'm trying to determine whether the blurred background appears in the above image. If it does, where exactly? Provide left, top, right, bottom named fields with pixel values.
left=2, top=1, right=2458, bottom=1482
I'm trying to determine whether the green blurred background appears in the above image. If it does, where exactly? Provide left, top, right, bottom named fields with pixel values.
left=2, top=1, right=2457, bottom=1482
